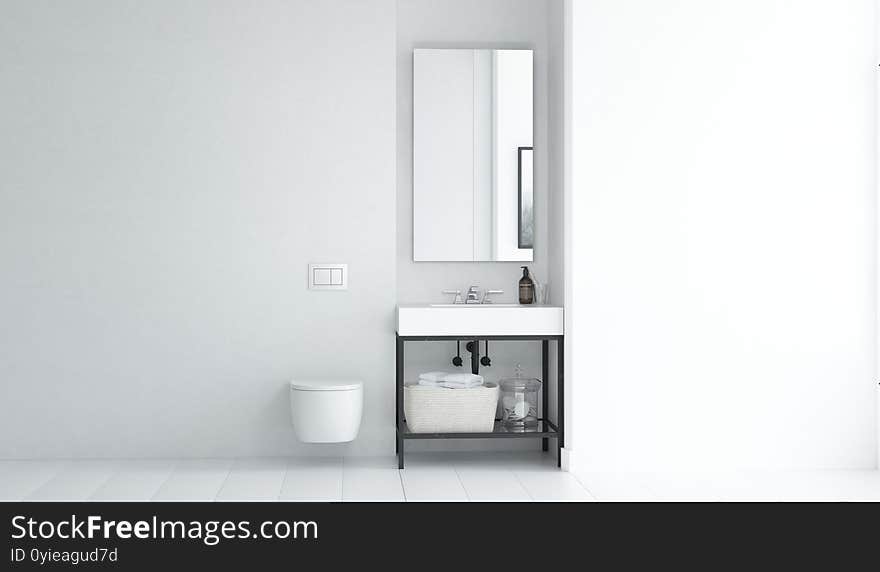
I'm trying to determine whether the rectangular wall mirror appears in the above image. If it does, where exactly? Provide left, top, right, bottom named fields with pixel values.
left=413, top=48, right=533, bottom=262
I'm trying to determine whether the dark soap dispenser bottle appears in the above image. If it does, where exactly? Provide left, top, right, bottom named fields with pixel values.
left=519, top=266, right=535, bottom=305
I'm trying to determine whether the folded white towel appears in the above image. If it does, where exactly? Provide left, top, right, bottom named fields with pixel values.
left=418, top=371, right=449, bottom=382
left=439, top=381, right=482, bottom=389
left=417, top=378, right=483, bottom=390
left=417, top=372, right=485, bottom=389
left=417, top=380, right=482, bottom=389
left=441, top=373, right=483, bottom=385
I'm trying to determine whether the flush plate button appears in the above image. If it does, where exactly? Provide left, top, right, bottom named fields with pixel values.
left=309, top=264, right=347, bottom=290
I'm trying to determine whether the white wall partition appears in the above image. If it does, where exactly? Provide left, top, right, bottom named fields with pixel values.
left=568, top=0, right=877, bottom=472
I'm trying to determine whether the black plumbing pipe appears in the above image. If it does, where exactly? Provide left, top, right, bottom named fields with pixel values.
left=469, top=339, right=479, bottom=374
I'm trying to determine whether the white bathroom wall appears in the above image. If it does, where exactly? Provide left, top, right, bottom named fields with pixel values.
left=0, top=0, right=397, bottom=458
left=546, top=0, right=567, bottom=456
left=547, top=0, right=566, bottom=306
left=568, top=0, right=877, bottom=472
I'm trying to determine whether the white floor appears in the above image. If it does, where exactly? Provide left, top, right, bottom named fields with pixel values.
left=3, top=453, right=880, bottom=501
left=0, top=452, right=587, bottom=502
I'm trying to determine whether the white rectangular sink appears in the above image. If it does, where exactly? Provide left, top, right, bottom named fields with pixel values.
left=397, top=304, right=563, bottom=336
left=429, top=303, right=521, bottom=308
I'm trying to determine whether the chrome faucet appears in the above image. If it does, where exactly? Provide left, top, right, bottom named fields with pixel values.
left=442, top=286, right=504, bottom=304
left=481, top=289, right=504, bottom=304
left=465, top=285, right=481, bottom=304
left=441, top=289, right=463, bottom=304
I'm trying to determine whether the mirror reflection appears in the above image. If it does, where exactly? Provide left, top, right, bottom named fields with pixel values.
left=413, top=49, right=533, bottom=261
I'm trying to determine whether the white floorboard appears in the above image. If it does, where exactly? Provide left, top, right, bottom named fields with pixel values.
left=151, top=459, right=233, bottom=501
left=454, top=467, right=533, bottom=501
left=514, top=469, right=595, bottom=502
left=576, top=472, right=659, bottom=502
left=216, top=458, right=288, bottom=501
left=3, top=453, right=874, bottom=502
left=90, top=459, right=176, bottom=501
left=0, top=460, right=66, bottom=501
left=25, top=460, right=119, bottom=501
left=399, top=465, right=469, bottom=502
left=279, top=457, right=343, bottom=502
left=342, top=457, right=405, bottom=502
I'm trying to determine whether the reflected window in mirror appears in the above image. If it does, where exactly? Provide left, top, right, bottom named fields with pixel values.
left=518, top=146, right=533, bottom=249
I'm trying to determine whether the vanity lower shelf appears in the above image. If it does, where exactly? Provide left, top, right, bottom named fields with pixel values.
left=398, top=419, right=559, bottom=440
left=396, top=333, right=564, bottom=469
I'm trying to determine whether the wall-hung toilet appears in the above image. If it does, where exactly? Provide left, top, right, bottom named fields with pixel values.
left=289, top=380, right=363, bottom=443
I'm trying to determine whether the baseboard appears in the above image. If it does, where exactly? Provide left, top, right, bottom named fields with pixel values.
left=561, top=447, right=571, bottom=471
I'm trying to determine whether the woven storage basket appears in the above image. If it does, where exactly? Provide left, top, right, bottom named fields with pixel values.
left=404, top=382, right=499, bottom=433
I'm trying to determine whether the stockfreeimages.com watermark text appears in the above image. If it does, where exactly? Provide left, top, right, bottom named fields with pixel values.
left=11, top=514, right=318, bottom=546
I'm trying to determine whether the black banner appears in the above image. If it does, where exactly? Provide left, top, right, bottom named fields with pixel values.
left=1, top=501, right=873, bottom=569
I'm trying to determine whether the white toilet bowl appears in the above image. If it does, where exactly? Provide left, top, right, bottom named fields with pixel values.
left=289, top=380, right=363, bottom=443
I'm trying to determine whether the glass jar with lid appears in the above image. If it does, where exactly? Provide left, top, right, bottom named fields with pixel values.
left=500, top=366, right=541, bottom=429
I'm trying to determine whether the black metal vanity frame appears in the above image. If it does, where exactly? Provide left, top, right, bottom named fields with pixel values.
left=395, top=333, right=564, bottom=469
